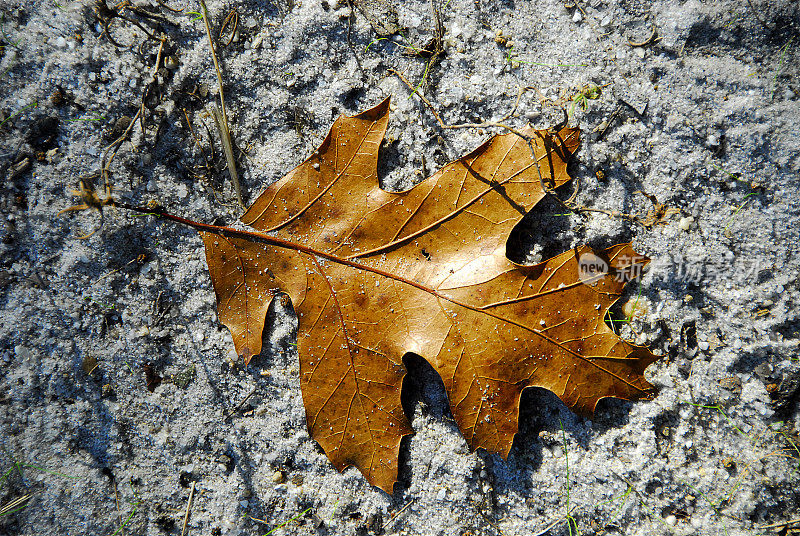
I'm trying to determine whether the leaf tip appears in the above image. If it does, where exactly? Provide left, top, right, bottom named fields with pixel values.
left=241, top=346, right=253, bottom=366
left=352, top=95, right=391, bottom=121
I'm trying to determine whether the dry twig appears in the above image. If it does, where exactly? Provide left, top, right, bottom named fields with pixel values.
left=180, top=481, right=196, bottom=536
left=391, top=70, right=677, bottom=228
left=198, top=0, right=243, bottom=208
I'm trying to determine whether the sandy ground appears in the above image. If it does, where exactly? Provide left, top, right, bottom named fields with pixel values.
left=1, top=0, right=799, bottom=534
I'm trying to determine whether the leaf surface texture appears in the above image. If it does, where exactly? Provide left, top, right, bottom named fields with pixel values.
left=200, top=98, right=658, bottom=492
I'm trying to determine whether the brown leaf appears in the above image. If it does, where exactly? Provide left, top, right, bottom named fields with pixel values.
left=142, top=362, right=162, bottom=392
left=199, top=98, right=659, bottom=492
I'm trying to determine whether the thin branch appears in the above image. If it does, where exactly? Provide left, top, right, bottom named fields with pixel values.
left=390, top=68, right=533, bottom=139
left=180, top=481, right=196, bottom=536
left=627, top=27, right=659, bottom=47
left=198, top=0, right=243, bottom=208
left=226, top=386, right=257, bottom=417
left=391, top=69, right=673, bottom=227
left=761, top=517, right=800, bottom=530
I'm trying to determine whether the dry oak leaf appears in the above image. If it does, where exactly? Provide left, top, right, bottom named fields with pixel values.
left=199, top=97, right=659, bottom=493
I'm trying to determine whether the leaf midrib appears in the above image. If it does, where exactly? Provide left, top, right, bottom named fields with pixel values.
left=130, top=204, right=650, bottom=395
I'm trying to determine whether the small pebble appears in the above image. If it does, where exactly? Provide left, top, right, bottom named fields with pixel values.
left=54, top=36, right=67, bottom=48
left=664, top=514, right=677, bottom=526
left=753, top=363, right=772, bottom=380
left=436, top=488, right=447, bottom=501
left=698, top=341, right=710, bottom=351
left=679, top=216, right=694, bottom=230
left=572, top=11, right=582, bottom=22
left=272, top=470, right=285, bottom=483
left=600, top=15, right=612, bottom=27
left=239, top=500, right=249, bottom=508
left=14, top=345, right=31, bottom=361
left=634, top=47, right=645, bottom=58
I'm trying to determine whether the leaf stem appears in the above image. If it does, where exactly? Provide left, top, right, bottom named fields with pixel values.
left=0, top=101, right=38, bottom=128
left=722, top=192, right=757, bottom=236
left=771, top=36, right=794, bottom=99
left=263, top=506, right=312, bottom=535
left=115, top=202, right=653, bottom=395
